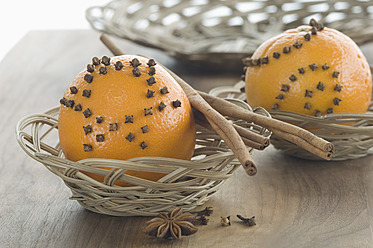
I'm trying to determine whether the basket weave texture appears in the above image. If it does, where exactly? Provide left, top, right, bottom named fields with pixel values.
left=209, top=81, right=373, bottom=161
left=16, top=104, right=270, bottom=216
left=86, top=0, right=373, bottom=67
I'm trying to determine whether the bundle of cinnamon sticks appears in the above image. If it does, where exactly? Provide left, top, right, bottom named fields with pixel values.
left=100, top=34, right=334, bottom=176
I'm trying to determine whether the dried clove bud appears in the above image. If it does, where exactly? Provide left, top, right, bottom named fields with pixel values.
left=334, top=84, right=343, bottom=92
left=293, top=41, right=302, bottom=49
left=305, top=90, right=313, bottom=98
left=65, top=100, right=75, bottom=108
left=298, top=68, right=305, bottom=74
left=271, top=103, right=279, bottom=110
left=326, top=108, right=334, bottom=114
left=191, top=207, right=214, bottom=216
left=115, top=61, right=123, bottom=70
left=333, top=97, right=342, bottom=106
left=96, top=134, right=105, bottom=142
left=289, top=74, right=297, bottom=82
left=147, top=59, right=157, bottom=67
left=317, top=82, right=325, bottom=91
left=60, top=97, right=66, bottom=105
left=172, top=100, right=182, bottom=108
left=314, top=110, right=321, bottom=117
left=275, top=94, right=284, bottom=100
left=309, top=18, right=317, bottom=27
left=198, top=215, right=209, bottom=225
left=160, top=86, right=169, bottom=95
left=273, top=52, right=281, bottom=59
left=147, top=77, right=156, bottom=86
left=283, top=46, right=291, bottom=54
left=281, top=84, right=290, bottom=92
left=236, top=215, right=256, bottom=226
left=304, top=33, right=311, bottom=41
left=322, top=63, right=330, bottom=70
left=251, top=59, right=260, bottom=66
left=109, top=123, right=118, bottom=131
left=141, top=125, right=149, bottom=133
left=147, top=89, right=155, bottom=98
left=242, top=57, right=254, bottom=66
left=144, top=107, right=153, bottom=116
left=84, top=74, right=93, bottom=83
left=101, top=56, right=111, bottom=66
left=92, top=57, right=100, bottom=66
left=311, top=26, right=317, bottom=35
left=132, top=67, right=141, bottom=77
left=304, top=103, right=311, bottom=110
left=148, top=66, right=156, bottom=76
left=83, top=108, right=92, bottom=118
left=83, top=144, right=93, bottom=152
left=140, top=141, right=148, bottom=149
left=125, top=115, right=134, bottom=123
left=126, top=132, right=135, bottom=142
left=74, top=103, right=82, bottom=111
left=82, top=89, right=91, bottom=98
left=96, top=116, right=103, bottom=123
left=130, top=58, right=141, bottom=67
left=315, top=21, right=324, bottom=31
left=260, top=56, right=269, bottom=64
left=87, top=64, right=95, bottom=73
left=309, top=63, right=318, bottom=71
left=83, top=125, right=92, bottom=135
left=70, top=86, right=78, bottom=94
left=220, top=216, right=231, bottom=226
left=332, top=71, right=340, bottom=78
left=158, top=102, right=166, bottom=111
left=99, top=66, right=107, bottom=75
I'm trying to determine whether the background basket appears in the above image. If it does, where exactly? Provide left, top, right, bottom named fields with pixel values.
left=16, top=103, right=271, bottom=216
left=86, top=0, right=373, bottom=69
left=209, top=81, right=373, bottom=161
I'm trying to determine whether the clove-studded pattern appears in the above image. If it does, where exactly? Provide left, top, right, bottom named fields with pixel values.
left=242, top=19, right=342, bottom=117
left=60, top=56, right=183, bottom=152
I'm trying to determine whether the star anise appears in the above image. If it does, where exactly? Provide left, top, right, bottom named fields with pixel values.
left=144, top=207, right=198, bottom=239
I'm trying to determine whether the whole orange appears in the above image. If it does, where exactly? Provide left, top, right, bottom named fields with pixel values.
left=245, top=20, right=372, bottom=116
left=58, top=55, right=196, bottom=186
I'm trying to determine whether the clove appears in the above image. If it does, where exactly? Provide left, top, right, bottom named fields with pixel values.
left=191, top=207, right=214, bottom=216
left=236, top=215, right=256, bottom=226
left=84, top=74, right=93, bottom=83
left=221, top=216, right=231, bottom=226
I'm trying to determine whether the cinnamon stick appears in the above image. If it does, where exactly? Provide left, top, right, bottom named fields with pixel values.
left=198, top=91, right=334, bottom=158
left=167, top=69, right=257, bottom=176
left=193, top=109, right=269, bottom=150
left=100, top=34, right=258, bottom=176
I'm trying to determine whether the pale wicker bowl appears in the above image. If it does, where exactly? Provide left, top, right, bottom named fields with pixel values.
left=86, top=0, right=373, bottom=68
left=16, top=103, right=271, bottom=216
left=209, top=81, right=373, bottom=161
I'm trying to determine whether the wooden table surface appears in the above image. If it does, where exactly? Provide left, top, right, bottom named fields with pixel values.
left=2, top=30, right=373, bottom=248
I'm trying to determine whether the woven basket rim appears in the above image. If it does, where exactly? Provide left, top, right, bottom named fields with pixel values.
left=16, top=101, right=271, bottom=216
left=86, top=0, right=373, bottom=67
left=209, top=81, right=373, bottom=161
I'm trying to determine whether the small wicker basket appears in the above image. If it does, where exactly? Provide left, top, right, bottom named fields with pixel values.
left=16, top=102, right=271, bottom=216
left=86, top=0, right=373, bottom=68
left=209, top=81, right=373, bottom=161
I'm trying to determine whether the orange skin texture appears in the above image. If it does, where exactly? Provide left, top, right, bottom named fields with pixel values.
left=58, top=55, right=196, bottom=186
left=245, top=26, right=372, bottom=116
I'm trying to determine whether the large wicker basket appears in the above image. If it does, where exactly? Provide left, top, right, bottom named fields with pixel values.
left=209, top=81, right=373, bottom=161
left=16, top=102, right=271, bottom=216
left=86, top=0, right=373, bottom=68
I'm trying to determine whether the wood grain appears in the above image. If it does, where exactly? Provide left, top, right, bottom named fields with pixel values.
left=1, top=30, right=373, bottom=248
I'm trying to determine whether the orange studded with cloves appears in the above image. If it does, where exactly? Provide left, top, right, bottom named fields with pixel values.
left=58, top=55, right=196, bottom=186
left=244, top=20, right=372, bottom=116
